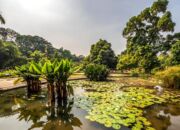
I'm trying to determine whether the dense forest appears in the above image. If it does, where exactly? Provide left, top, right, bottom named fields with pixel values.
left=0, top=27, right=84, bottom=69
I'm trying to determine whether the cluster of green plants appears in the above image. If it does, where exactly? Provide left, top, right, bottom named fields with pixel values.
left=84, top=39, right=117, bottom=69
left=0, top=40, right=27, bottom=69
left=72, top=80, right=180, bottom=130
left=70, top=80, right=124, bottom=92
left=155, top=66, right=180, bottom=89
left=84, top=64, right=109, bottom=81
left=42, top=59, right=73, bottom=103
left=130, top=69, right=140, bottom=77
left=0, top=69, right=16, bottom=78
left=15, top=62, right=42, bottom=93
left=15, top=59, right=74, bottom=104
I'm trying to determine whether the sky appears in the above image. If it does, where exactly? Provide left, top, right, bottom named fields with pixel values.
left=0, top=0, right=180, bottom=55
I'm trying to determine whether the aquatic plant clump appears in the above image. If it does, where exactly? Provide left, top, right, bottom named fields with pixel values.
left=15, top=62, right=42, bottom=93
left=72, top=80, right=180, bottom=130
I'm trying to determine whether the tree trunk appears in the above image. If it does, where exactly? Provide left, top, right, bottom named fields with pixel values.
left=62, top=82, right=68, bottom=100
left=27, top=80, right=31, bottom=93
left=48, top=83, right=55, bottom=106
left=50, top=83, right=55, bottom=103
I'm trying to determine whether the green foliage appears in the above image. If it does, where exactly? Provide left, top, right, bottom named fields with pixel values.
left=57, top=47, right=84, bottom=62
left=0, top=69, right=16, bottom=78
left=0, top=28, right=84, bottom=70
left=30, top=50, right=46, bottom=62
left=169, top=40, right=180, bottom=65
left=157, top=53, right=170, bottom=69
left=117, top=52, right=137, bottom=71
left=54, top=59, right=72, bottom=82
left=119, top=0, right=176, bottom=73
left=155, top=66, right=180, bottom=89
left=15, top=62, right=42, bottom=81
left=135, top=45, right=160, bottom=73
left=42, top=60, right=55, bottom=84
left=0, top=40, right=26, bottom=69
left=123, top=0, right=175, bottom=47
left=16, top=35, right=55, bottom=57
left=74, top=80, right=180, bottom=130
left=84, top=64, right=109, bottom=81
left=41, top=59, right=73, bottom=84
left=41, top=59, right=74, bottom=101
left=130, top=69, right=139, bottom=77
left=15, top=62, right=42, bottom=92
left=88, top=39, right=117, bottom=69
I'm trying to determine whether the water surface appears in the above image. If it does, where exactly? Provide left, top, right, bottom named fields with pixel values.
left=0, top=85, right=179, bottom=130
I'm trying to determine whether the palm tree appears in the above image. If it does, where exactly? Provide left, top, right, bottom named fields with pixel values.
left=0, top=14, right=5, bottom=24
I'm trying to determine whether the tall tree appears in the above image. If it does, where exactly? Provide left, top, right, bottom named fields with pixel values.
left=118, top=0, right=176, bottom=73
left=88, top=39, right=117, bottom=69
left=15, top=35, right=55, bottom=57
left=123, top=0, right=175, bottom=52
left=0, top=40, right=25, bottom=69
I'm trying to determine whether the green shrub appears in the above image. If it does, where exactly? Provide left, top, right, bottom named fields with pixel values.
left=130, top=69, right=139, bottom=77
left=0, top=69, right=17, bottom=78
left=84, top=64, right=109, bottom=81
left=155, top=66, right=180, bottom=89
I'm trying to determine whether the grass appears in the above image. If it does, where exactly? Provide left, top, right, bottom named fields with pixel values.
left=155, top=66, right=180, bottom=89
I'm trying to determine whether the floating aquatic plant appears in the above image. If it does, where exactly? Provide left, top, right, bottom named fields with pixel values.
left=70, top=80, right=180, bottom=130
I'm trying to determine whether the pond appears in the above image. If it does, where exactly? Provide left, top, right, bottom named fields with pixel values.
left=0, top=80, right=180, bottom=130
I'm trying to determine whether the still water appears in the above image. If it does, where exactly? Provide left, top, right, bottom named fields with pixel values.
left=0, top=86, right=179, bottom=130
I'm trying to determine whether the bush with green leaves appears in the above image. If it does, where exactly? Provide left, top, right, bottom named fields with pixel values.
left=155, top=66, right=180, bottom=89
left=130, top=69, right=139, bottom=77
left=54, top=59, right=74, bottom=100
left=41, top=59, right=74, bottom=103
left=87, top=39, right=117, bottom=69
left=0, top=69, right=16, bottom=78
left=15, top=59, right=74, bottom=104
left=15, top=62, right=42, bottom=93
left=84, top=64, right=109, bottom=81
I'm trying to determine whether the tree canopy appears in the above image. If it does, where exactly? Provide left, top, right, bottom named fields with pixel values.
left=118, top=0, right=179, bottom=73
left=87, top=39, right=117, bottom=69
left=0, top=28, right=84, bottom=69
left=0, top=40, right=26, bottom=69
left=170, top=40, right=180, bottom=65
left=16, top=35, right=55, bottom=57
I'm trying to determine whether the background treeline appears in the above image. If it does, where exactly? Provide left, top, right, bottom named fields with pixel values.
left=0, top=27, right=84, bottom=70
left=0, top=0, right=180, bottom=86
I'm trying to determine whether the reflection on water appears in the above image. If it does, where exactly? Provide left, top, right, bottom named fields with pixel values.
left=0, top=87, right=180, bottom=130
left=144, top=103, right=180, bottom=130
left=0, top=88, right=114, bottom=130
